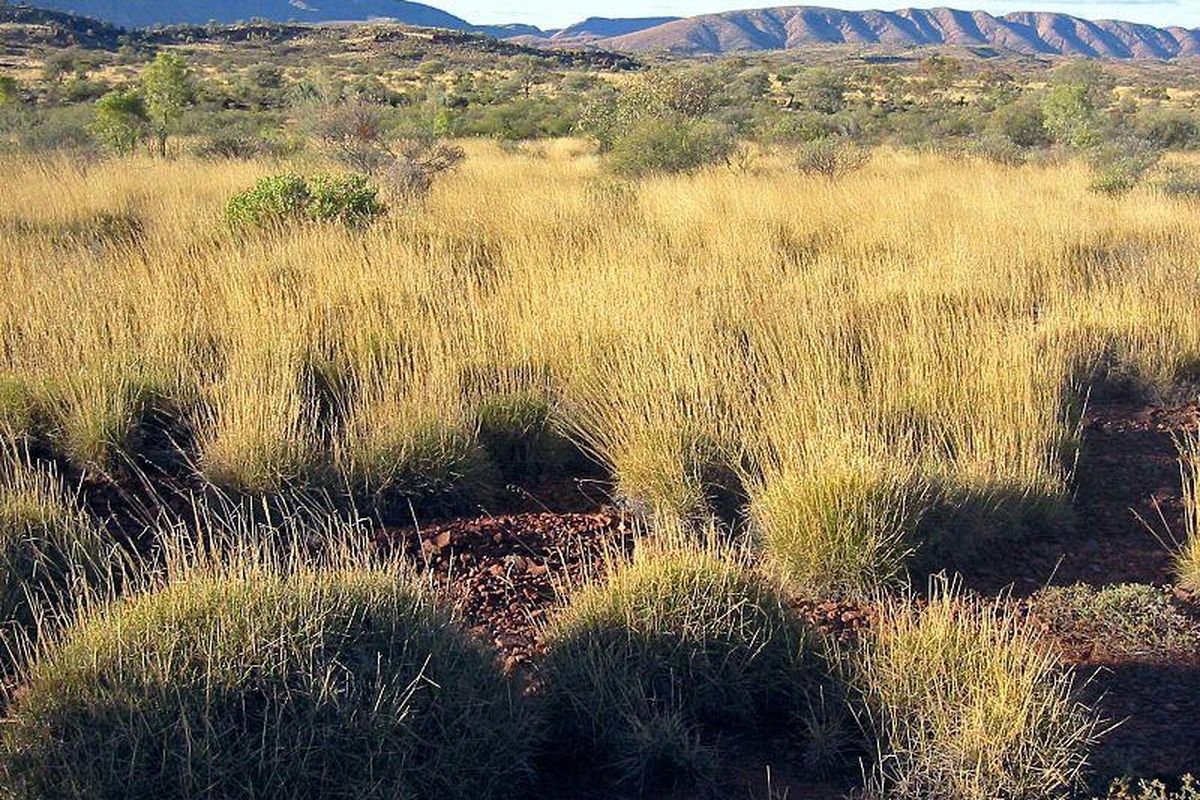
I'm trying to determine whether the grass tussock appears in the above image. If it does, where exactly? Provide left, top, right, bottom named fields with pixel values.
left=0, top=448, right=115, bottom=661
left=538, top=538, right=842, bottom=792
left=0, top=546, right=536, bottom=800
left=1174, top=427, right=1200, bottom=591
left=858, top=580, right=1102, bottom=800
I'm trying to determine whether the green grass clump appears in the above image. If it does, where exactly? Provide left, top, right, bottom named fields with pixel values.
left=858, top=582, right=1101, bottom=800
left=340, top=418, right=498, bottom=520
left=0, top=567, right=535, bottom=800
left=750, top=466, right=925, bottom=599
left=538, top=545, right=836, bottom=792
left=0, top=376, right=35, bottom=441
left=476, top=391, right=574, bottom=482
left=0, top=456, right=111, bottom=656
left=226, top=173, right=386, bottom=229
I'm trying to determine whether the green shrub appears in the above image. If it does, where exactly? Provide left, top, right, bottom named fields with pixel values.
left=994, top=97, right=1051, bottom=148
left=91, top=89, right=148, bottom=155
left=226, top=173, right=386, bottom=229
left=1089, top=142, right=1162, bottom=197
left=1042, top=82, right=1103, bottom=150
left=538, top=546, right=837, bottom=791
left=606, top=117, right=736, bottom=177
left=0, top=567, right=534, bottom=800
left=1135, top=107, right=1200, bottom=150
left=858, top=583, right=1101, bottom=800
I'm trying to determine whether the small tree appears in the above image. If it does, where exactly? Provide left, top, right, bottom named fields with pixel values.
left=511, top=56, right=545, bottom=99
left=91, top=90, right=149, bottom=155
left=1042, top=83, right=1101, bottom=150
left=310, top=101, right=393, bottom=174
left=141, top=52, right=194, bottom=157
left=0, top=76, right=21, bottom=107
left=383, top=134, right=465, bottom=203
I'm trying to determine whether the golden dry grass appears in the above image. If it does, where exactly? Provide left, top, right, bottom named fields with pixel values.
left=859, top=581, right=1102, bottom=799
left=1174, top=427, right=1200, bottom=591
left=2, top=141, right=1199, bottom=593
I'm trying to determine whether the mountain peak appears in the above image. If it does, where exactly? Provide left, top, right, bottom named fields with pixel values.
left=588, top=5, right=1200, bottom=58
left=10, top=1, right=1200, bottom=59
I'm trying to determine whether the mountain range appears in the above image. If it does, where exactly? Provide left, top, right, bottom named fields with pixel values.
left=8, top=1, right=1200, bottom=59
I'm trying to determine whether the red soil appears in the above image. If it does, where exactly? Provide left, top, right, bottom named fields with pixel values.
left=392, top=401, right=1200, bottom=793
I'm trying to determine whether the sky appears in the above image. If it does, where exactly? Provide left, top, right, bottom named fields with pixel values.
left=434, top=1, right=1200, bottom=30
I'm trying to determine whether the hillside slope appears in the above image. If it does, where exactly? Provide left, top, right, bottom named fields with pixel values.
left=11, top=0, right=471, bottom=29
left=595, top=6, right=1200, bottom=58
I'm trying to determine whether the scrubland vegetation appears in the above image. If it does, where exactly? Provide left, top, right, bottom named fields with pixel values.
left=1, top=20, right=1199, bottom=799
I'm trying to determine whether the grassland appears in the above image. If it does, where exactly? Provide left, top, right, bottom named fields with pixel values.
left=2, top=144, right=1198, bottom=592
left=2, top=15, right=1200, bottom=796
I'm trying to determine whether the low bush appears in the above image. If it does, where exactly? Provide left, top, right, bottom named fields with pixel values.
left=538, top=546, right=839, bottom=792
left=1102, top=776, right=1200, bottom=800
left=1134, top=107, right=1200, bottom=150
left=964, top=135, right=1028, bottom=166
left=1089, top=140, right=1162, bottom=197
left=1031, top=583, right=1199, bottom=658
left=1160, top=166, right=1200, bottom=201
left=0, top=566, right=535, bottom=800
left=382, top=136, right=465, bottom=203
left=225, top=173, right=386, bottom=229
left=795, top=137, right=871, bottom=180
left=195, top=131, right=263, bottom=160
left=858, top=582, right=1101, bottom=800
left=606, top=117, right=736, bottom=177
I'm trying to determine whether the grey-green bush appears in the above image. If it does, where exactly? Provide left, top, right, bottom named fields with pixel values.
left=795, top=137, right=871, bottom=180
left=606, top=117, right=736, bottom=177
left=0, top=568, right=535, bottom=800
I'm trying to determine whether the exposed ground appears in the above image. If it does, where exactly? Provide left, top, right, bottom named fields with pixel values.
left=379, top=401, right=1200, bottom=796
